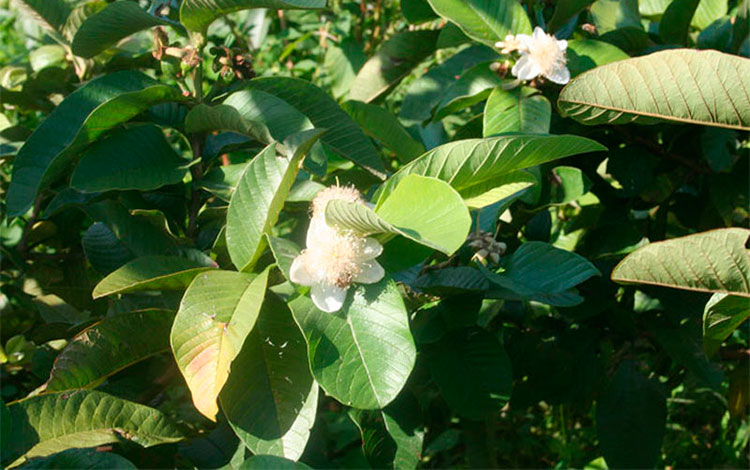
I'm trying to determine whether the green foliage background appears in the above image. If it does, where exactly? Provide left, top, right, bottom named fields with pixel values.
left=0, top=0, right=748, bottom=468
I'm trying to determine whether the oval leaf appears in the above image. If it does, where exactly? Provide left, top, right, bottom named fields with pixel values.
left=289, top=279, right=416, bottom=410
left=170, top=269, right=271, bottom=421
left=425, top=0, right=532, bottom=46
left=7, top=71, right=186, bottom=216
left=220, top=294, right=317, bottom=460
left=71, top=124, right=189, bottom=193
left=93, top=255, right=216, bottom=299
left=3, top=390, right=182, bottom=465
left=71, top=1, right=169, bottom=58
left=611, top=228, right=750, bottom=297
left=327, top=175, right=471, bottom=256
left=43, top=310, right=174, bottom=392
left=376, top=134, right=607, bottom=207
left=558, top=49, right=750, bottom=131
left=180, top=0, right=325, bottom=35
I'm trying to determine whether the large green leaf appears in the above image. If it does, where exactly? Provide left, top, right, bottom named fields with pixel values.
left=226, top=143, right=305, bottom=272
left=92, top=256, right=216, bottom=298
left=323, top=38, right=366, bottom=99
left=483, top=87, right=551, bottom=136
left=565, top=39, right=629, bottom=77
left=239, top=78, right=386, bottom=178
left=425, top=0, right=532, bottom=46
left=43, top=310, right=174, bottom=392
left=659, top=0, right=700, bottom=44
left=589, top=0, right=642, bottom=34
left=288, top=279, right=416, bottom=410
left=349, top=30, right=440, bottom=103
left=14, top=0, right=71, bottom=35
left=376, top=134, right=606, bottom=208
left=2, top=390, right=182, bottom=465
left=558, top=49, right=750, bottom=131
left=433, top=63, right=502, bottom=121
left=235, top=455, right=312, bottom=469
left=18, top=448, right=136, bottom=469
left=71, top=124, right=189, bottom=192
left=596, top=361, right=666, bottom=469
left=611, top=228, right=750, bottom=297
left=341, top=100, right=424, bottom=163
left=400, top=45, right=499, bottom=124
left=482, top=242, right=600, bottom=304
left=703, top=293, right=750, bottom=357
left=62, top=1, right=108, bottom=42
left=6, top=71, right=185, bottom=216
left=180, top=0, right=325, bottom=35
left=424, top=328, right=512, bottom=420
left=220, top=294, right=317, bottom=460
left=71, top=1, right=169, bottom=58
left=326, top=175, right=471, bottom=256
left=170, top=269, right=270, bottom=421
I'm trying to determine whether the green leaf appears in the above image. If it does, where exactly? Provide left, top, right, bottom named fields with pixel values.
left=288, top=279, right=416, bottom=409
left=180, top=0, right=325, bottom=35
left=170, top=269, right=270, bottom=421
left=92, top=256, right=216, bottom=298
left=323, top=38, right=366, bottom=99
left=558, top=49, right=750, bottom=131
left=732, top=0, right=749, bottom=53
left=3, top=390, right=182, bottom=465
left=326, top=175, right=471, bottom=255
left=565, top=39, right=629, bottom=78
left=349, top=30, right=440, bottom=103
left=659, top=0, right=700, bottom=44
left=400, top=45, right=499, bottom=124
left=424, top=328, right=512, bottom=420
left=43, top=310, right=174, bottom=392
left=14, top=0, right=71, bottom=35
left=81, top=223, right=134, bottom=275
left=703, top=293, right=750, bottom=356
left=548, top=0, right=595, bottom=32
left=7, top=71, right=185, bottom=216
left=425, top=0, right=532, bottom=46
left=483, top=87, right=551, bottom=136
left=692, top=0, right=728, bottom=30
left=62, top=1, right=107, bottom=42
left=341, top=100, right=424, bottom=163
left=71, top=124, right=189, bottom=193
left=433, top=63, right=502, bottom=121
left=235, top=455, right=312, bottom=469
left=185, top=103, right=266, bottom=140
left=266, top=235, right=301, bottom=282
left=220, top=293, right=317, bottom=460
left=596, top=360, right=666, bottom=469
left=377, top=134, right=606, bottom=208
left=18, top=449, right=136, bottom=469
left=483, top=241, right=600, bottom=299
left=612, top=228, right=750, bottom=297
left=240, top=78, right=386, bottom=178
left=71, top=1, right=169, bottom=58
left=589, top=0, right=642, bottom=34
left=226, top=143, right=303, bottom=272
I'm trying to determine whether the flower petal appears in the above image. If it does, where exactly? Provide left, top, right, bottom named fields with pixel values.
left=306, top=215, right=334, bottom=248
left=354, top=260, right=385, bottom=284
left=557, top=39, right=568, bottom=51
left=311, top=282, right=348, bottom=313
left=545, top=65, right=570, bottom=85
left=512, top=55, right=541, bottom=80
left=357, top=238, right=383, bottom=260
left=290, top=253, right=317, bottom=286
left=532, top=26, right=545, bottom=40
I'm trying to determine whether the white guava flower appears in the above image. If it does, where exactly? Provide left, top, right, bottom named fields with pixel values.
left=289, top=186, right=385, bottom=313
left=502, top=27, right=570, bottom=85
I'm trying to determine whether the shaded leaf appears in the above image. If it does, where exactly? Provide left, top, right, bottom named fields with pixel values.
left=703, top=293, right=750, bottom=356
left=43, top=310, right=174, bottom=392
left=71, top=124, right=189, bottom=193
left=180, top=0, right=325, bottom=35
left=7, top=71, right=185, bottom=216
left=18, top=449, right=136, bottom=469
left=221, top=294, right=317, bottom=460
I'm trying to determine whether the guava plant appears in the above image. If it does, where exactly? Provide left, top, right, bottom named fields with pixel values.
left=1, top=0, right=748, bottom=469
